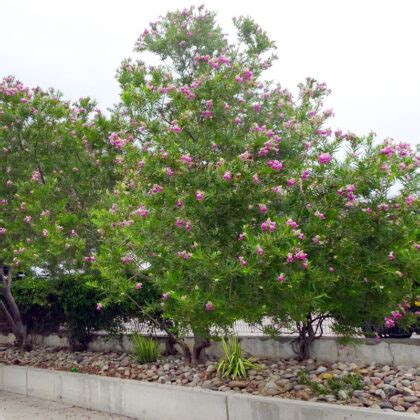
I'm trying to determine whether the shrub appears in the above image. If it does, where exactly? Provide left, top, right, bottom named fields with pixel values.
left=217, top=336, right=258, bottom=379
left=89, top=5, right=417, bottom=361
left=12, top=275, right=137, bottom=349
left=130, top=333, right=160, bottom=363
left=297, top=369, right=363, bottom=398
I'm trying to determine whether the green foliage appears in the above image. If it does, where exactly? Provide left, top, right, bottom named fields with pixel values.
left=12, top=275, right=138, bottom=349
left=297, top=370, right=363, bottom=398
left=130, top=333, right=160, bottom=363
left=216, top=336, right=258, bottom=379
left=93, top=5, right=419, bottom=360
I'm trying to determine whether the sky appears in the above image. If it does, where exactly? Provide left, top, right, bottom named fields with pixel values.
left=1, top=0, right=419, bottom=147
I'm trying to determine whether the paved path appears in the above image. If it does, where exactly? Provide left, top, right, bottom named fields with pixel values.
left=0, top=391, right=132, bottom=419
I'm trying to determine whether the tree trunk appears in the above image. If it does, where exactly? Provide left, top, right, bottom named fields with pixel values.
left=0, top=264, right=31, bottom=350
left=292, top=317, right=316, bottom=361
left=191, top=331, right=210, bottom=365
left=163, top=334, right=178, bottom=356
left=159, top=321, right=191, bottom=363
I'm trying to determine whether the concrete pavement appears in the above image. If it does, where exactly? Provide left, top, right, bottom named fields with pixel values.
left=0, top=391, right=131, bottom=419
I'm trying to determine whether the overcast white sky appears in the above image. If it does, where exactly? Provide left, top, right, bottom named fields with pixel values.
left=1, top=0, right=419, bottom=146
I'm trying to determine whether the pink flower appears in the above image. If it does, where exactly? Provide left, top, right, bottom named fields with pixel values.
left=329, top=266, right=334, bottom=272
left=23, top=215, right=32, bottom=224
left=135, top=282, right=143, bottom=290
left=84, top=255, right=96, bottom=262
left=318, top=153, right=332, bottom=164
left=301, top=170, right=310, bottom=180
left=286, top=219, right=299, bottom=230
left=391, top=310, right=402, bottom=320
left=223, top=171, right=232, bottom=180
left=256, top=246, right=264, bottom=256
left=384, top=317, right=395, bottom=329
left=252, top=174, right=260, bottom=184
left=201, top=110, right=213, bottom=119
left=312, top=236, right=320, bottom=244
left=176, top=218, right=185, bottom=228
left=258, top=204, right=268, bottom=214
left=0, top=228, right=7, bottom=235
left=133, top=205, right=149, bottom=218
left=165, top=167, right=174, bottom=177
left=42, top=229, right=49, bottom=237
left=286, top=253, right=294, bottom=263
left=277, top=273, right=285, bottom=283
left=121, top=255, right=133, bottom=264
left=294, top=249, right=308, bottom=260
left=388, top=251, right=396, bottom=261
left=149, top=184, right=163, bottom=195
left=380, top=145, right=395, bottom=157
left=405, top=195, right=416, bottom=207
left=109, top=204, right=117, bottom=214
left=108, top=132, right=128, bottom=149
left=180, top=155, right=193, bottom=167
left=267, top=160, right=283, bottom=171
left=205, top=301, right=214, bottom=311
left=238, top=256, right=247, bottom=267
left=261, top=219, right=276, bottom=232
left=31, top=169, right=41, bottom=182
left=170, top=121, right=182, bottom=133
left=162, top=293, right=169, bottom=301
left=242, top=69, right=253, bottom=80
left=315, top=211, right=325, bottom=220
left=96, top=303, right=103, bottom=311
left=195, top=191, right=204, bottom=201
left=175, top=200, right=184, bottom=208
left=238, top=233, right=246, bottom=241
left=177, top=250, right=192, bottom=260
left=287, top=178, right=296, bottom=187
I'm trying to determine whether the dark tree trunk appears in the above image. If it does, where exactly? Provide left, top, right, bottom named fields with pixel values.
left=0, top=264, right=31, bottom=350
left=291, top=314, right=325, bottom=361
left=159, top=320, right=191, bottom=363
left=163, top=334, right=178, bottom=356
left=191, top=330, right=210, bottom=365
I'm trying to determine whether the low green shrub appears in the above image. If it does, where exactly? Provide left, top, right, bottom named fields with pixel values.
left=11, top=274, right=138, bottom=349
left=130, top=333, right=160, bottom=363
left=297, top=369, right=363, bottom=398
left=217, top=336, right=259, bottom=379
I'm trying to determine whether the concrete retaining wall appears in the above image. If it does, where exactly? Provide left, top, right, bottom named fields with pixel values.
left=1, top=332, right=419, bottom=366
left=0, top=365, right=417, bottom=420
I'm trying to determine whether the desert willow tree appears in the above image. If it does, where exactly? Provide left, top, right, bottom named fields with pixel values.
left=95, top=5, right=418, bottom=361
left=93, top=5, right=355, bottom=363
left=0, top=77, right=118, bottom=348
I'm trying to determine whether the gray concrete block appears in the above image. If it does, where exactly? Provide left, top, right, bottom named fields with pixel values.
left=389, top=341, right=420, bottom=365
left=1, top=365, right=27, bottom=394
left=227, top=393, right=419, bottom=420
left=27, top=368, right=57, bottom=400
left=120, top=380, right=228, bottom=420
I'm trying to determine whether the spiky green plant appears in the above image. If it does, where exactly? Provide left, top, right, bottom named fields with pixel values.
left=217, top=336, right=259, bottom=379
left=130, top=333, right=160, bottom=363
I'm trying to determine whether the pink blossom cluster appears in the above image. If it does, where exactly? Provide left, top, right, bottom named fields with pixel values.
left=177, top=250, right=192, bottom=260
left=132, top=205, right=149, bottom=218
left=261, top=219, right=276, bottom=232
